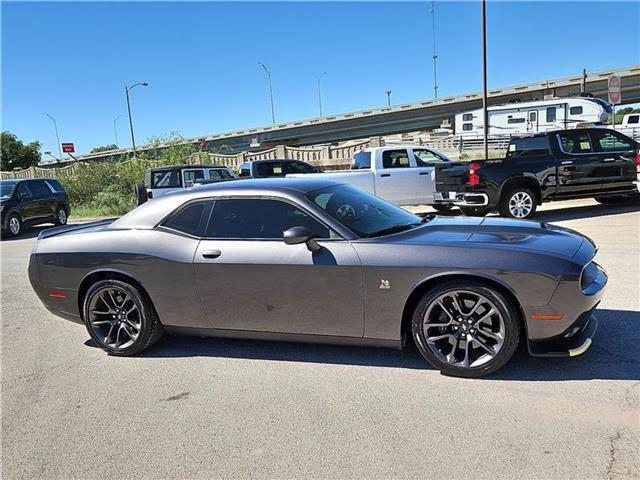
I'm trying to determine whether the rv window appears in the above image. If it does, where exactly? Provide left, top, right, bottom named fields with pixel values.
left=546, top=107, right=557, bottom=123
left=529, top=112, right=537, bottom=122
left=507, top=137, right=550, bottom=158
left=462, top=113, right=473, bottom=121
left=569, top=106, right=583, bottom=115
left=462, top=123, right=473, bottom=131
left=507, top=117, right=526, bottom=124
left=628, top=115, right=639, bottom=125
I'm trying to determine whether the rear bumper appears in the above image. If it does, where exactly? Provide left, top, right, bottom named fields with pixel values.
left=433, top=191, right=489, bottom=206
left=634, top=180, right=640, bottom=193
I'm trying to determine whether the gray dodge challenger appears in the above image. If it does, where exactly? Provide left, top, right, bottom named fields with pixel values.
left=28, top=178, right=607, bottom=377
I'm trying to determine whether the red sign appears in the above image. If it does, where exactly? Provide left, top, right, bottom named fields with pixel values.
left=608, top=74, right=621, bottom=105
left=61, top=143, right=75, bottom=153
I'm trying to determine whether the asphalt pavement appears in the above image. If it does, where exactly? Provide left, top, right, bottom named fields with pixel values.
left=1, top=198, right=639, bottom=480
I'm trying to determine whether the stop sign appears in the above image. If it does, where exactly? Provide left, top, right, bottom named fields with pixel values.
left=608, top=74, right=621, bottom=105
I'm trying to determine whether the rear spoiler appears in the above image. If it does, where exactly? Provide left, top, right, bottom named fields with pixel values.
left=37, top=218, right=117, bottom=240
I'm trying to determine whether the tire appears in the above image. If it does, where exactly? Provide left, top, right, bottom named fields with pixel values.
left=136, top=183, right=148, bottom=206
left=83, top=279, right=163, bottom=356
left=54, top=207, right=68, bottom=226
left=5, top=213, right=22, bottom=238
left=432, top=204, right=453, bottom=214
left=459, top=206, right=490, bottom=217
left=411, top=280, right=521, bottom=378
left=498, top=186, right=537, bottom=219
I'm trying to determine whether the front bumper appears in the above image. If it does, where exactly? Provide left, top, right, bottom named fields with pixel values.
left=528, top=311, right=598, bottom=357
left=433, top=191, right=489, bottom=206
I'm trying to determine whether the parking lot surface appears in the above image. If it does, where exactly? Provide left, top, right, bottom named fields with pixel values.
left=2, top=198, right=639, bottom=480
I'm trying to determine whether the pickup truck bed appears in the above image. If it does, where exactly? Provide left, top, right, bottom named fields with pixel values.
left=434, top=128, right=640, bottom=218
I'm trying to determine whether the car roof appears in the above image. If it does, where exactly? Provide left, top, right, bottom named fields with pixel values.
left=242, top=159, right=311, bottom=164
left=0, top=178, right=58, bottom=184
left=148, top=164, right=230, bottom=171
left=110, top=178, right=344, bottom=230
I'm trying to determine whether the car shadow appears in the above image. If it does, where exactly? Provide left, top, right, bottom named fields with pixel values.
left=534, top=202, right=640, bottom=223
left=0, top=225, right=51, bottom=241
left=86, top=308, right=639, bottom=381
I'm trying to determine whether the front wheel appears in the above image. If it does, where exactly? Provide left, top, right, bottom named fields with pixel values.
left=5, top=214, right=22, bottom=238
left=54, top=207, right=68, bottom=226
left=83, top=279, right=163, bottom=356
left=411, top=281, right=521, bottom=377
left=498, top=187, right=537, bottom=219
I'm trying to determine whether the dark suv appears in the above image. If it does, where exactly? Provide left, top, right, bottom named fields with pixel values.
left=1, top=178, right=70, bottom=238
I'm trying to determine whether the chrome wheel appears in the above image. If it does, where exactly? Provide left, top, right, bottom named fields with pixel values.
left=422, top=290, right=506, bottom=368
left=88, top=287, right=142, bottom=350
left=508, top=191, right=533, bottom=218
left=9, top=217, right=20, bottom=236
left=57, top=209, right=67, bottom=225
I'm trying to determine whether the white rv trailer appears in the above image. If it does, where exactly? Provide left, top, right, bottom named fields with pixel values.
left=455, top=97, right=612, bottom=136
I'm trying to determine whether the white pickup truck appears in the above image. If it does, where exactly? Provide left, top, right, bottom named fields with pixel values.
left=288, top=145, right=452, bottom=208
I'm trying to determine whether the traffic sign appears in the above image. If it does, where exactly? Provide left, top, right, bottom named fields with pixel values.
left=61, top=143, right=75, bottom=153
left=608, top=74, right=621, bottom=105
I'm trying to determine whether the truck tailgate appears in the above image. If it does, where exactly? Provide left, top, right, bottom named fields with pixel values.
left=434, top=162, right=470, bottom=190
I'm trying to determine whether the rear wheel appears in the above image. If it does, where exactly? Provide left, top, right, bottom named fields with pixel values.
left=498, top=186, right=537, bottom=219
left=54, top=207, right=68, bottom=226
left=459, top=206, right=490, bottom=217
left=411, top=281, right=520, bottom=378
left=6, top=214, right=22, bottom=237
left=83, top=279, right=163, bottom=356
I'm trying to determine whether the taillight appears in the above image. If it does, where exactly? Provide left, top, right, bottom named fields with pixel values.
left=469, top=162, right=481, bottom=186
left=636, top=153, right=640, bottom=174
left=147, top=191, right=153, bottom=199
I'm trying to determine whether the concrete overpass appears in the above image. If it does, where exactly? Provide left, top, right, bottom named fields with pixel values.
left=76, top=65, right=640, bottom=161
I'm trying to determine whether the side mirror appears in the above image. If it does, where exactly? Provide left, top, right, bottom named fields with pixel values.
left=283, top=226, right=321, bottom=252
left=19, top=192, right=31, bottom=201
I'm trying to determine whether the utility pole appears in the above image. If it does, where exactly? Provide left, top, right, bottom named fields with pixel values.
left=113, top=114, right=123, bottom=148
left=125, top=82, right=149, bottom=155
left=385, top=90, right=392, bottom=106
left=581, top=68, right=587, bottom=93
left=317, top=72, right=327, bottom=117
left=258, top=61, right=276, bottom=124
left=42, top=113, right=62, bottom=159
left=481, top=0, right=489, bottom=160
left=429, top=2, right=439, bottom=99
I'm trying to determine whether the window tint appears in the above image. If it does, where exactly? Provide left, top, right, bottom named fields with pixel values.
left=29, top=180, right=50, bottom=196
left=183, top=169, right=205, bottom=186
left=627, top=115, right=639, bottom=125
left=256, top=162, right=284, bottom=177
left=507, top=136, right=550, bottom=158
left=239, top=164, right=251, bottom=177
left=414, top=149, right=447, bottom=166
left=546, top=107, right=557, bottom=123
left=462, top=113, right=473, bottom=121
left=206, top=199, right=330, bottom=239
left=283, top=161, right=316, bottom=175
left=381, top=150, right=410, bottom=169
left=592, top=131, right=633, bottom=152
left=507, top=117, right=526, bottom=124
left=152, top=170, right=181, bottom=188
left=209, top=169, right=233, bottom=180
left=16, top=182, right=32, bottom=198
left=462, top=123, right=473, bottom=131
left=45, top=179, right=64, bottom=192
left=352, top=151, right=371, bottom=170
left=164, top=202, right=210, bottom=236
left=569, top=106, right=583, bottom=115
left=559, top=132, right=593, bottom=153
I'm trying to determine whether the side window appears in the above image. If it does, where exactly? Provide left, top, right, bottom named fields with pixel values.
left=239, top=164, right=251, bottom=177
left=528, top=111, right=537, bottom=122
left=152, top=170, right=181, bottom=188
left=507, top=136, right=550, bottom=158
left=507, top=117, right=526, bottom=124
left=462, top=123, right=473, bottom=131
left=16, top=182, right=32, bottom=198
left=256, top=162, right=284, bottom=177
left=352, top=151, right=371, bottom=170
left=45, top=179, right=64, bottom=192
left=206, top=199, right=330, bottom=240
left=283, top=161, right=316, bottom=175
left=546, top=107, right=557, bottom=123
left=462, top=113, right=473, bottom=121
left=559, top=132, right=593, bottom=153
left=29, top=180, right=51, bottom=196
left=413, top=149, right=446, bottom=166
left=592, top=131, right=633, bottom=152
left=163, top=201, right=211, bottom=236
left=627, top=115, right=639, bottom=125
left=569, top=106, right=583, bottom=115
left=209, top=169, right=232, bottom=181
left=381, top=150, right=410, bottom=169
left=183, top=169, right=205, bottom=186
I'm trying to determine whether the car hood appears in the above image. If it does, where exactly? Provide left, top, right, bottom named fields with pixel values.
left=389, top=216, right=587, bottom=258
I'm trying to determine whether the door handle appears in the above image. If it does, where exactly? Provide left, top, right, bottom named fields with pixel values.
left=561, top=161, right=573, bottom=165
left=419, top=172, right=429, bottom=175
left=602, top=158, right=616, bottom=162
left=380, top=173, right=391, bottom=177
left=202, top=249, right=222, bottom=259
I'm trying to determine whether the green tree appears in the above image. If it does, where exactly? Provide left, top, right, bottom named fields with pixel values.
left=90, top=144, right=118, bottom=153
left=0, top=131, right=42, bottom=171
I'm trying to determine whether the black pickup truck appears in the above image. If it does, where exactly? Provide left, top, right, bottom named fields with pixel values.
left=434, top=128, right=640, bottom=218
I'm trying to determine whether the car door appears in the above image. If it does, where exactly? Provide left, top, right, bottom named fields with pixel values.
left=555, top=130, right=602, bottom=195
left=14, top=182, right=36, bottom=222
left=375, top=149, right=416, bottom=204
left=589, top=129, right=637, bottom=191
left=411, top=148, right=449, bottom=204
left=25, top=180, right=55, bottom=220
left=193, top=197, right=364, bottom=337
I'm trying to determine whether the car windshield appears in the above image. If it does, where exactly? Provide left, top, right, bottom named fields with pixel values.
left=305, top=184, right=424, bottom=238
left=1, top=182, right=17, bottom=199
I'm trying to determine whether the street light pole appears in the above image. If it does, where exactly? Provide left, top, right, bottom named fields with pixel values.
left=258, top=61, right=275, bottom=124
left=113, top=114, right=123, bottom=148
left=125, top=82, right=149, bottom=155
left=317, top=72, right=327, bottom=117
left=481, top=0, right=489, bottom=160
left=429, top=1, right=439, bottom=100
left=42, top=112, right=62, bottom=159
left=385, top=90, right=392, bottom=107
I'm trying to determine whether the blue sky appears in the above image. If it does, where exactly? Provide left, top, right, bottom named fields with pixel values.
left=2, top=1, right=639, bottom=156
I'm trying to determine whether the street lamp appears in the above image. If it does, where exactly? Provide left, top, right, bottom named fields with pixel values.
left=257, top=61, right=275, bottom=124
left=113, top=114, right=123, bottom=148
left=125, top=81, right=149, bottom=154
left=481, top=0, right=489, bottom=160
left=42, top=112, right=62, bottom=159
left=317, top=72, right=327, bottom=118
left=44, top=151, right=60, bottom=163
left=385, top=90, right=392, bottom=107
